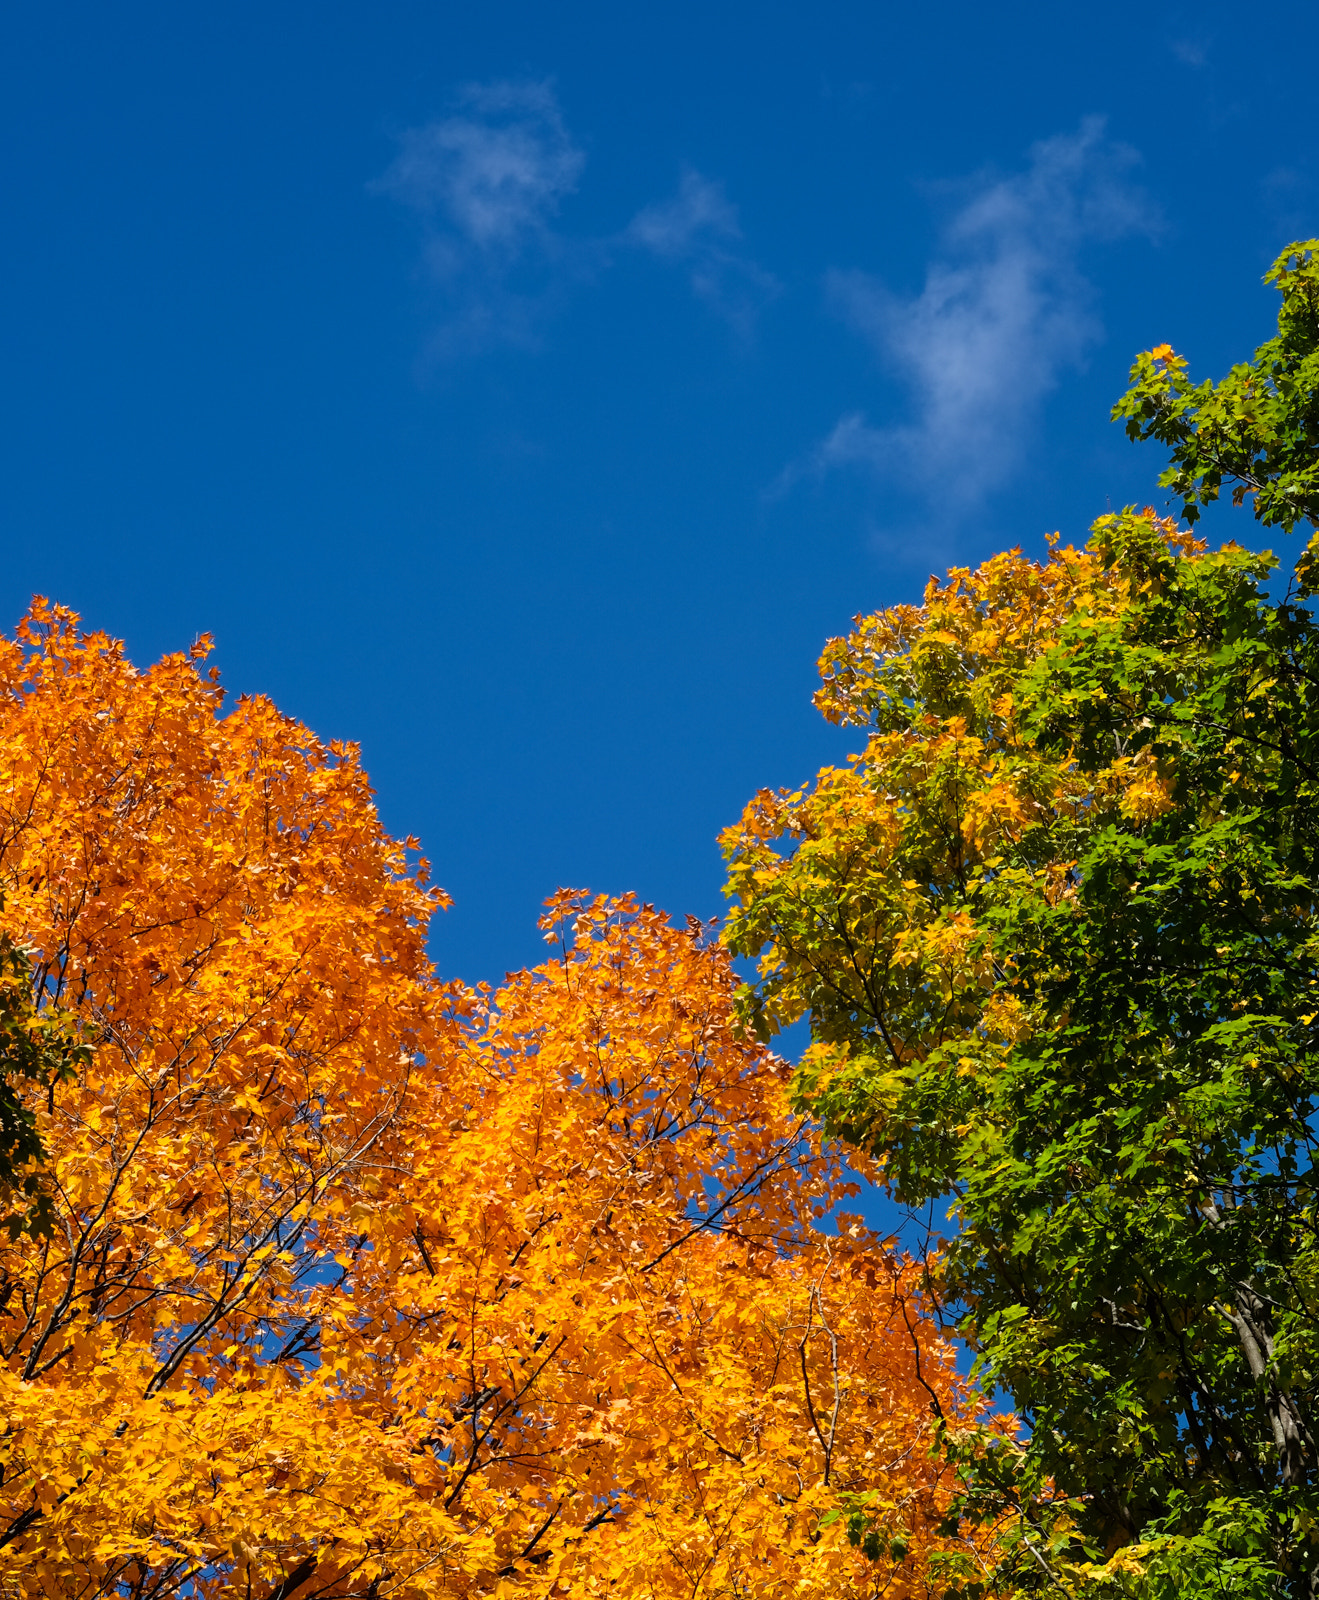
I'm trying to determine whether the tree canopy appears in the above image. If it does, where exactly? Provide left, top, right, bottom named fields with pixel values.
left=722, top=241, right=1319, bottom=1596
left=0, top=602, right=989, bottom=1600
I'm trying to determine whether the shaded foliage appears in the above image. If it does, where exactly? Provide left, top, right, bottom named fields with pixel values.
left=0, top=935, right=86, bottom=1236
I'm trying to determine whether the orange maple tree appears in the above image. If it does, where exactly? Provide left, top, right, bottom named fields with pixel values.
left=0, top=603, right=997, bottom=1600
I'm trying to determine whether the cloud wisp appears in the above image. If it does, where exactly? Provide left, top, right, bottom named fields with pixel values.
left=375, top=87, right=778, bottom=354
left=815, top=117, right=1158, bottom=506
left=373, top=80, right=588, bottom=354
left=627, top=169, right=779, bottom=333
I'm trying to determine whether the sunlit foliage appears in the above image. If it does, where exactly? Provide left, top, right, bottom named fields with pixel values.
left=0, top=603, right=991, bottom=1600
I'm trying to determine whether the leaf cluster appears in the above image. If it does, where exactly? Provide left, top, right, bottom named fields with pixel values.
left=1112, top=240, right=1319, bottom=534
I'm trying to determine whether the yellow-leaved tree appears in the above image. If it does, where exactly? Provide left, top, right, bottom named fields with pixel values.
left=0, top=603, right=999, bottom=1600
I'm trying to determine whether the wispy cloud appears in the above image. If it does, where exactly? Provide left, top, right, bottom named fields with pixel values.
left=813, top=117, right=1158, bottom=505
left=373, top=80, right=587, bottom=354
left=376, top=88, right=775, bottom=354
left=627, top=169, right=779, bottom=332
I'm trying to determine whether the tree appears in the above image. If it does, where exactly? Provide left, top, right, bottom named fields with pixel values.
left=0, top=602, right=992, bottom=1600
left=722, top=242, right=1319, bottom=1596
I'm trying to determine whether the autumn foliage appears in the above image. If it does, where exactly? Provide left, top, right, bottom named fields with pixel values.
left=0, top=603, right=991, bottom=1600
left=721, top=513, right=1193, bottom=1059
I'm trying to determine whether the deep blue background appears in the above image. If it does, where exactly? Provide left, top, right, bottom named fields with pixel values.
left=3, top=0, right=1316, bottom=989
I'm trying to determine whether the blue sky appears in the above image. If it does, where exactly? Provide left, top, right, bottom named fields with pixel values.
left=3, top=0, right=1317, bottom=988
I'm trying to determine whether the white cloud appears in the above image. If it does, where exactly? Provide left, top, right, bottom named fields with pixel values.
left=373, top=81, right=587, bottom=353
left=816, top=118, right=1158, bottom=505
left=627, top=169, right=779, bottom=332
